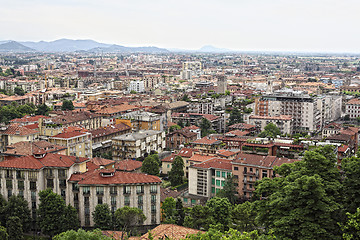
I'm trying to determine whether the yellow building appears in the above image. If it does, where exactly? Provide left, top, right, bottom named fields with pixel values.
left=116, top=111, right=161, bottom=131
left=49, top=131, right=92, bottom=158
left=0, top=124, right=39, bottom=147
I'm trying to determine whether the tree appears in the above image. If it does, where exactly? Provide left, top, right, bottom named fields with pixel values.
left=0, top=225, right=8, bottom=240
left=178, top=119, right=184, bottom=128
left=184, top=205, right=214, bottom=230
left=185, top=228, right=274, bottom=240
left=6, top=216, right=23, bottom=240
left=17, top=104, right=35, bottom=115
left=341, top=208, right=360, bottom=240
left=176, top=198, right=185, bottom=226
left=114, top=206, right=146, bottom=230
left=169, top=125, right=181, bottom=132
left=161, top=197, right=176, bottom=224
left=4, top=195, right=31, bottom=232
left=38, top=189, right=79, bottom=237
left=36, top=104, right=51, bottom=116
left=216, top=175, right=238, bottom=204
left=185, top=120, right=191, bottom=127
left=54, top=229, right=113, bottom=240
left=230, top=202, right=257, bottom=233
left=141, top=155, right=160, bottom=176
left=93, top=204, right=112, bottom=230
left=14, top=87, right=25, bottom=96
left=258, top=123, right=281, bottom=138
left=130, top=90, right=137, bottom=94
left=254, top=146, right=343, bottom=240
left=61, top=100, right=74, bottom=111
left=200, top=118, right=212, bottom=137
left=169, top=156, right=184, bottom=186
left=228, top=108, right=243, bottom=126
left=206, top=197, right=232, bottom=232
left=0, top=194, right=7, bottom=226
left=342, top=156, right=360, bottom=213
left=182, top=94, right=190, bottom=102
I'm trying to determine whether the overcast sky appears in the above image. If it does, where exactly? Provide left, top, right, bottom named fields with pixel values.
left=1, top=0, right=359, bottom=52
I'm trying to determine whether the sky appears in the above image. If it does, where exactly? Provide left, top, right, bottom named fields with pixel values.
left=0, top=0, right=359, bottom=53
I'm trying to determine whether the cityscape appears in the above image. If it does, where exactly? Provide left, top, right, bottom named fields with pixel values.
left=1, top=0, right=360, bottom=240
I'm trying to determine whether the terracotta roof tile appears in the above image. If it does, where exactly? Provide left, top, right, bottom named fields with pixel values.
left=192, top=158, right=232, bottom=170
left=139, top=224, right=204, bottom=240
left=115, top=159, right=142, bottom=171
left=1, top=124, right=39, bottom=136
left=188, top=154, right=215, bottom=162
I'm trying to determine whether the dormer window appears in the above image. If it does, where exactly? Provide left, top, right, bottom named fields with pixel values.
left=100, top=172, right=114, bottom=177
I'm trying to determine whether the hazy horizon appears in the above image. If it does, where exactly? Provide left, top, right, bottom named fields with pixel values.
left=1, top=0, right=360, bottom=53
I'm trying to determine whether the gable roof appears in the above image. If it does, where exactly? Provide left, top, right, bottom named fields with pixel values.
left=137, top=224, right=204, bottom=240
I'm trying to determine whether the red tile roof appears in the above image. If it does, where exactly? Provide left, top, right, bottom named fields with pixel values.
left=51, top=131, right=89, bottom=139
left=178, top=148, right=198, bottom=158
left=233, top=153, right=297, bottom=168
left=189, top=154, right=215, bottom=163
left=0, top=153, right=88, bottom=170
left=90, top=123, right=131, bottom=138
left=192, top=158, right=232, bottom=170
left=1, top=124, right=39, bottom=136
left=91, top=157, right=115, bottom=167
left=115, top=159, right=142, bottom=171
left=4, top=141, right=66, bottom=156
left=77, top=170, right=160, bottom=185
left=192, top=136, right=221, bottom=145
left=138, top=224, right=204, bottom=240
left=162, top=154, right=177, bottom=163
left=10, top=115, right=50, bottom=123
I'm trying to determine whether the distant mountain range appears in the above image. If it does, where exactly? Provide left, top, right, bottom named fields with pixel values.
left=0, top=39, right=235, bottom=53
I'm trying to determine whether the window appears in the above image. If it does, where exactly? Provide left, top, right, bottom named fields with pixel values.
left=84, top=197, right=90, bottom=205
left=19, top=190, right=24, bottom=197
left=191, top=199, right=196, bottom=204
left=216, top=171, right=220, bottom=177
left=262, top=170, right=268, bottom=178
left=137, top=185, right=144, bottom=194
left=123, top=186, right=131, bottom=194
left=110, top=186, right=117, bottom=195
left=183, top=198, right=188, bottom=203
left=6, top=170, right=13, bottom=178
left=216, top=180, right=220, bottom=186
left=45, top=169, right=53, bottom=177
left=111, top=196, right=116, bottom=206
left=72, top=183, right=79, bottom=191
left=151, top=195, right=156, bottom=204
left=212, top=178, right=215, bottom=185
left=216, top=188, right=220, bottom=194
left=222, top=172, right=226, bottom=178
left=150, top=185, right=157, bottom=193
left=211, top=187, right=215, bottom=193
left=29, top=171, right=38, bottom=180
left=16, top=171, right=25, bottom=179
left=18, top=180, right=24, bottom=190
left=234, top=166, right=238, bottom=171
left=31, top=191, right=36, bottom=201
left=83, top=186, right=90, bottom=195
left=244, top=167, right=247, bottom=173
left=58, top=169, right=66, bottom=178
left=96, top=186, right=104, bottom=195
left=7, top=189, right=12, bottom=198
left=6, top=180, right=12, bottom=189
left=250, top=168, right=253, bottom=172
left=221, top=180, right=225, bottom=187
left=47, top=179, right=54, bottom=189
left=59, top=180, right=66, bottom=188
left=138, top=195, right=143, bottom=205
left=151, top=205, right=156, bottom=214
left=98, top=197, right=103, bottom=205
left=124, top=196, right=130, bottom=206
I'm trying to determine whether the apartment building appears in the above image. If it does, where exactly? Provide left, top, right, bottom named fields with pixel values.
left=117, top=111, right=161, bottom=132
left=191, top=136, right=223, bottom=155
left=166, top=129, right=197, bottom=149
left=232, top=153, right=297, bottom=199
left=128, top=80, right=145, bottom=93
left=0, top=124, right=39, bottom=146
left=0, top=153, right=161, bottom=227
left=0, top=153, right=88, bottom=220
left=248, top=115, right=293, bottom=135
left=188, top=158, right=232, bottom=200
left=69, top=169, right=161, bottom=226
left=345, top=98, right=360, bottom=119
left=255, top=90, right=321, bottom=134
left=49, top=131, right=92, bottom=158
left=112, top=130, right=166, bottom=160
left=90, top=123, right=132, bottom=155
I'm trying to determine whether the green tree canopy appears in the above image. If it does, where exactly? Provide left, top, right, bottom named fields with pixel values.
left=114, top=206, right=146, bottom=230
left=341, top=208, right=360, bottom=240
left=216, top=175, right=238, bottom=204
left=169, top=125, right=181, bottom=132
left=228, top=108, right=243, bottom=126
left=176, top=198, right=185, bottom=226
left=200, top=118, right=212, bottom=137
left=230, top=202, right=257, bottom=233
left=14, top=86, right=25, bottom=96
left=0, top=225, right=8, bottom=240
left=342, top=155, right=360, bottom=214
left=6, top=216, right=22, bottom=240
left=4, top=195, right=31, bottom=232
left=93, top=204, right=112, bottom=230
left=141, top=155, right=160, bottom=176
left=38, top=189, right=79, bottom=237
left=161, top=197, right=176, bottom=224
left=36, top=104, right=51, bottom=116
left=169, top=156, right=184, bottom=186
left=61, top=100, right=74, bottom=111
left=258, top=123, right=281, bottom=138
left=54, top=229, right=113, bottom=240
left=254, top=145, right=343, bottom=240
